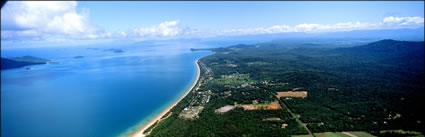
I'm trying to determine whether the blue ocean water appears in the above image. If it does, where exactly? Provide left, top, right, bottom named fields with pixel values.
left=1, top=42, right=213, bottom=137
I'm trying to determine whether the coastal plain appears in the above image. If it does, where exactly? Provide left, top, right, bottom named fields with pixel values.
left=143, top=40, right=424, bottom=137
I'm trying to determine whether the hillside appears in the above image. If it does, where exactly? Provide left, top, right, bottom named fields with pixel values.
left=1, top=56, right=51, bottom=70
left=6, top=56, right=51, bottom=64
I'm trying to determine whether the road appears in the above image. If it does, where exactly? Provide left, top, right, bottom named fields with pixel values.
left=278, top=98, right=315, bottom=137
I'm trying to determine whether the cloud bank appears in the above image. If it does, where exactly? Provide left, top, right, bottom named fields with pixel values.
left=1, top=1, right=424, bottom=43
left=1, top=1, right=110, bottom=42
left=222, top=16, right=423, bottom=36
left=122, top=20, right=201, bottom=40
left=383, top=16, right=424, bottom=25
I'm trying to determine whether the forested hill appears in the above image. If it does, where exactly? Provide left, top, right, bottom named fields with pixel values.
left=335, top=39, right=424, bottom=58
left=1, top=56, right=51, bottom=70
left=148, top=39, right=424, bottom=137
left=334, top=39, right=424, bottom=72
left=350, top=39, right=423, bottom=51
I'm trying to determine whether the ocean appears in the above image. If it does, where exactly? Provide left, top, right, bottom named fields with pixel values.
left=1, top=41, right=213, bottom=137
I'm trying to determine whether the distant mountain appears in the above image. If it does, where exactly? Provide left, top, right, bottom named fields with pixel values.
left=200, top=28, right=424, bottom=47
left=306, top=28, right=424, bottom=41
left=333, top=39, right=424, bottom=72
left=336, top=39, right=424, bottom=56
left=1, top=56, right=51, bottom=70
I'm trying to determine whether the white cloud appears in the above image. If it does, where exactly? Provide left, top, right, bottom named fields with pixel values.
left=1, top=1, right=104, bottom=41
left=120, top=32, right=128, bottom=37
left=133, top=20, right=182, bottom=37
left=383, top=16, right=424, bottom=26
left=4, top=2, right=77, bottom=29
left=219, top=16, right=423, bottom=36
left=221, top=22, right=372, bottom=36
left=1, top=1, right=423, bottom=44
left=123, top=20, right=201, bottom=40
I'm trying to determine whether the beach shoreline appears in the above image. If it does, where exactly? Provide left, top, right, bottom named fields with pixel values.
left=131, top=59, right=201, bottom=137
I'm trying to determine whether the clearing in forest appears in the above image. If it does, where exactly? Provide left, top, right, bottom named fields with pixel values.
left=215, top=101, right=283, bottom=113
left=262, top=117, right=282, bottom=121
left=215, top=105, right=236, bottom=114
left=238, top=101, right=282, bottom=110
left=276, top=91, right=308, bottom=98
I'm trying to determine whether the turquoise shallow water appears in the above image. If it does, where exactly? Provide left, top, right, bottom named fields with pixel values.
left=1, top=42, right=213, bottom=137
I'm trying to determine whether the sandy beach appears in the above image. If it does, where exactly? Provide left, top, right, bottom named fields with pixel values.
left=131, top=59, right=201, bottom=137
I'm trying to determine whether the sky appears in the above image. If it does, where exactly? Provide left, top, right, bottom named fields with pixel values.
left=1, top=1, right=424, bottom=47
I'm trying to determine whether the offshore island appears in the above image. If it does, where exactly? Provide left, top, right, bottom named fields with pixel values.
left=1, top=56, right=54, bottom=70
left=132, top=39, right=424, bottom=137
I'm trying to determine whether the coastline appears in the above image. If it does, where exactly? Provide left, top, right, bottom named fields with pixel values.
left=131, top=59, right=201, bottom=137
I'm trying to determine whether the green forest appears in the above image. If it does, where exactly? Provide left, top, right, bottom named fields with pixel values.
left=147, top=39, right=424, bottom=137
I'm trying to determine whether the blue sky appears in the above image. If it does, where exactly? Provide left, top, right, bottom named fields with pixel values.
left=1, top=1, right=424, bottom=46
left=78, top=1, right=424, bottom=31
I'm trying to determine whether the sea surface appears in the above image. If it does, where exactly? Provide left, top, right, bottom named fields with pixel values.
left=1, top=41, right=214, bottom=137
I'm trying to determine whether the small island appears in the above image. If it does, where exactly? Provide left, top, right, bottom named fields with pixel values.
left=104, top=48, right=125, bottom=53
left=73, top=56, right=84, bottom=59
left=190, top=48, right=213, bottom=51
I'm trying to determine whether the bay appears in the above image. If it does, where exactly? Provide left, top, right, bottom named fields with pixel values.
left=1, top=41, right=213, bottom=137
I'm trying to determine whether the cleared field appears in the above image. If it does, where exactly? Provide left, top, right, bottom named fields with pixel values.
left=292, top=135, right=311, bottom=137
left=238, top=101, right=282, bottom=110
left=347, top=131, right=376, bottom=137
left=246, top=61, right=272, bottom=66
left=292, top=132, right=376, bottom=137
left=215, top=105, right=235, bottom=114
left=179, top=106, right=204, bottom=119
left=276, top=91, right=308, bottom=98
left=213, top=74, right=254, bottom=86
left=262, top=117, right=282, bottom=121
left=316, top=132, right=350, bottom=137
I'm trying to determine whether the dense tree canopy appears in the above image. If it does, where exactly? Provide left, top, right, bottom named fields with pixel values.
left=148, top=40, right=424, bottom=137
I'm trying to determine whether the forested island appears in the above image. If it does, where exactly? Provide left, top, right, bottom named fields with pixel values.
left=143, top=39, right=424, bottom=137
left=1, top=56, right=52, bottom=70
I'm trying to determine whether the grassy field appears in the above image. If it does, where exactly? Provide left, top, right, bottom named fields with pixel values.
left=212, top=74, right=254, bottom=86
left=246, top=61, right=272, bottom=66
left=348, top=131, right=376, bottom=137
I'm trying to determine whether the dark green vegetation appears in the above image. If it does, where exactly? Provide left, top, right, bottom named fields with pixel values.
left=148, top=39, right=424, bottom=137
left=370, top=130, right=424, bottom=137
left=1, top=56, right=51, bottom=70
